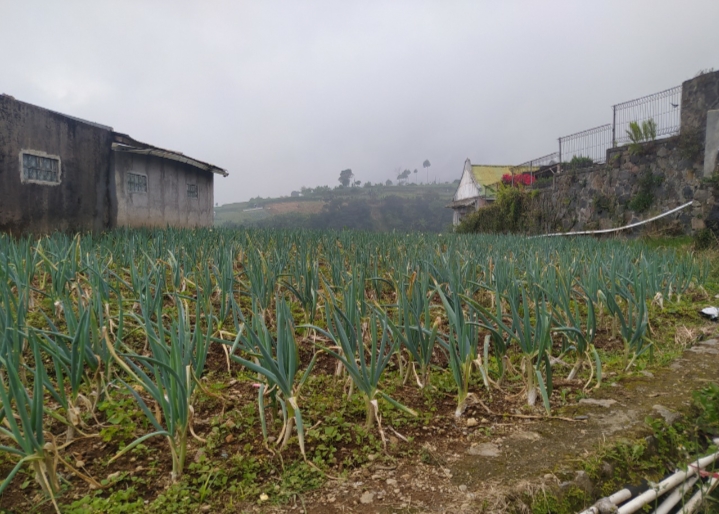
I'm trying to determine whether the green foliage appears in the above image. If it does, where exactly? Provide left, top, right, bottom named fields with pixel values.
left=456, top=186, right=540, bottom=234
left=642, top=119, right=657, bottom=141
left=254, top=191, right=453, bottom=232
left=628, top=171, right=664, bottom=213
left=694, top=228, right=718, bottom=250
left=0, top=225, right=714, bottom=512
left=567, top=156, right=595, bottom=170
left=679, top=127, right=704, bottom=162
left=97, top=396, right=141, bottom=444
left=626, top=119, right=657, bottom=154
left=63, top=486, right=145, bottom=513
left=693, top=382, right=719, bottom=436
left=592, top=193, right=615, bottom=215
left=338, top=169, right=353, bottom=187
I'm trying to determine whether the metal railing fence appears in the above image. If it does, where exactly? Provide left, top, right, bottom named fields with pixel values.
left=612, top=85, right=682, bottom=145
left=508, top=84, right=683, bottom=176
left=558, top=124, right=612, bottom=166
left=510, top=152, right=560, bottom=175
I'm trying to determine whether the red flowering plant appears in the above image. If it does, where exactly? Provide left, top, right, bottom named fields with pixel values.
left=501, top=173, right=535, bottom=187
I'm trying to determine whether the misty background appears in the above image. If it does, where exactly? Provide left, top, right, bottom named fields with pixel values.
left=2, top=1, right=718, bottom=205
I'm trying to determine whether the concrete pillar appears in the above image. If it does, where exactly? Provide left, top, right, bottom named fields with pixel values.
left=704, top=109, right=719, bottom=178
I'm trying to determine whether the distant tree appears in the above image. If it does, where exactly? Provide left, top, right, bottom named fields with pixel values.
left=338, top=169, right=354, bottom=187
left=363, top=181, right=372, bottom=188
left=291, top=191, right=300, bottom=197
left=353, top=180, right=361, bottom=187
left=423, top=159, right=431, bottom=184
left=413, top=169, right=418, bottom=183
left=386, top=179, right=393, bottom=186
left=397, top=169, right=411, bottom=184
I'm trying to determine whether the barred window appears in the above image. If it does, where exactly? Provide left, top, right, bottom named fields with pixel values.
left=21, top=152, right=61, bottom=184
left=187, top=184, right=198, bottom=198
left=127, top=173, right=147, bottom=193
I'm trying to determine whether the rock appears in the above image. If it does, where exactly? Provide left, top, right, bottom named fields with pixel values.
left=465, top=443, right=501, bottom=457
left=386, top=478, right=397, bottom=486
left=692, top=218, right=706, bottom=230
left=653, top=405, right=682, bottom=424
left=689, top=346, right=719, bottom=355
left=597, top=409, right=639, bottom=434
left=694, top=190, right=709, bottom=202
left=509, top=431, right=541, bottom=441
left=200, top=506, right=211, bottom=513
left=194, top=449, right=206, bottom=463
left=466, top=418, right=478, bottom=427
left=644, top=435, right=658, bottom=456
left=559, top=481, right=574, bottom=492
left=640, top=370, right=654, bottom=378
left=579, top=398, right=617, bottom=408
left=699, top=338, right=718, bottom=346
left=574, top=470, right=594, bottom=494
left=592, top=498, right=619, bottom=513
left=600, top=461, right=614, bottom=479
left=574, top=415, right=589, bottom=421
left=459, top=484, right=468, bottom=492
left=360, top=491, right=374, bottom=504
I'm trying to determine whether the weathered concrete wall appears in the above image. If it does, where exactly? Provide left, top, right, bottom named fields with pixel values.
left=113, top=152, right=214, bottom=228
left=0, top=95, right=114, bottom=235
left=680, top=70, right=719, bottom=138
left=704, top=110, right=719, bottom=178
left=454, top=160, right=480, bottom=201
left=544, top=137, right=718, bottom=235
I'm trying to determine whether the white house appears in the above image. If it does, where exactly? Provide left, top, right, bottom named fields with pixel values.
left=447, top=158, right=512, bottom=226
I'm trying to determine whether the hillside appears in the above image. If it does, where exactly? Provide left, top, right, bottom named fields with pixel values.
left=215, top=183, right=457, bottom=232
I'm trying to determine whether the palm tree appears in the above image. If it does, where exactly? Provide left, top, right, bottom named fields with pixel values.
left=413, top=169, right=418, bottom=184
left=423, top=160, right=431, bottom=184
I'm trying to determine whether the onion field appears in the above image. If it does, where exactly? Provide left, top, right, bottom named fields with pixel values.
left=0, top=228, right=713, bottom=512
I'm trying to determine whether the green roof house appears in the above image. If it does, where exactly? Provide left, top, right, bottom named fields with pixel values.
left=447, top=158, right=512, bottom=226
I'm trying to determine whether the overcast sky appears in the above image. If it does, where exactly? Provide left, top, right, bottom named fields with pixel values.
left=2, top=1, right=718, bottom=205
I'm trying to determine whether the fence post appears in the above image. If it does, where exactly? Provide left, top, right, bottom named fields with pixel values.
left=612, top=105, right=616, bottom=147
left=558, top=138, right=562, bottom=174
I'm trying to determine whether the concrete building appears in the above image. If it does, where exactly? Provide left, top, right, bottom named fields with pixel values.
left=447, top=159, right=512, bottom=225
left=0, top=94, right=227, bottom=235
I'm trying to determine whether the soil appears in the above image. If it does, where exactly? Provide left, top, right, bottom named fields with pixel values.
left=2, top=327, right=717, bottom=513
left=264, top=201, right=324, bottom=215
left=258, top=330, right=719, bottom=513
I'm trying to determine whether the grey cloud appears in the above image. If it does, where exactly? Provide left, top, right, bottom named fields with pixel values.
left=2, top=0, right=718, bottom=204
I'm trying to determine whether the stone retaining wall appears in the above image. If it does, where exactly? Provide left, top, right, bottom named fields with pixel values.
left=539, top=69, right=719, bottom=236
left=544, top=136, right=719, bottom=235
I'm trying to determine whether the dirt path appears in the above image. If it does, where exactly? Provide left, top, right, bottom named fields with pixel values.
left=267, top=331, right=719, bottom=513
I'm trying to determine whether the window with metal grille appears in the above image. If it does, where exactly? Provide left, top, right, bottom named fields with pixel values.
left=21, top=152, right=60, bottom=184
left=187, top=184, right=198, bottom=198
left=127, top=173, right=147, bottom=193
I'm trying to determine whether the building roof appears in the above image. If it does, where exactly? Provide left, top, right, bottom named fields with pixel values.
left=1, top=95, right=227, bottom=177
left=470, top=165, right=512, bottom=187
left=1, top=94, right=114, bottom=131
left=112, top=133, right=228, bottom=176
